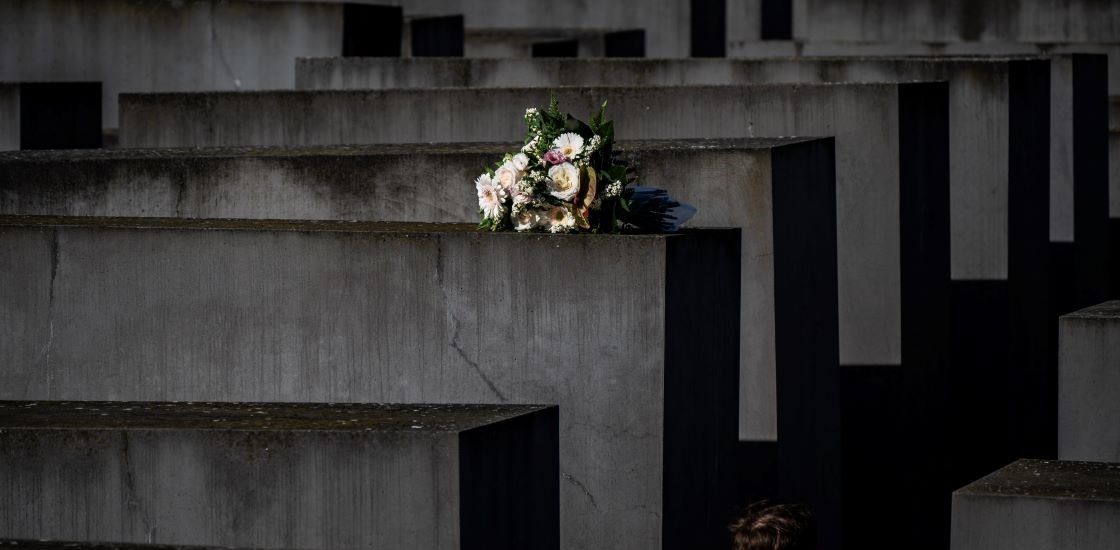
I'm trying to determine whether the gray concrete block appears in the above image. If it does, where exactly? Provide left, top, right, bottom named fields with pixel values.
left=0, top=217, right=740, bottom=550
left=0, top=138, right=837, bottom=444
left=118, top=83, right=950, bottom=370
left=788, top=0, right=1120, bottom=43
left=291, top=56, right=1043, bottom=280
left=951, top=459, right=1120, bottom=550
left=0, top=0, right=348, bottom=129
left=1059, top=301, right=1120, bottom=462
left=0, top=401, right=559, bottom=549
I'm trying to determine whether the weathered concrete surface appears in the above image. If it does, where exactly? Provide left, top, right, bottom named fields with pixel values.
left=0, top=401, right=559, bottom=549
left=119, top=83, right=950, bottom=370
left=0, top=138, right=835, bottom=444
left=0, top=218, right=740, bottom=550
left=0, top=0, right=347, bottom=129
left=788, top=0, right=1120, bottom=42
left=951, top=459, right=1120, bottom=550
left=293, top=56, right=1044, bottom=280
left=0, top=84, right=17, bottom=150
left=1059, top=302, right=1120, bottom=462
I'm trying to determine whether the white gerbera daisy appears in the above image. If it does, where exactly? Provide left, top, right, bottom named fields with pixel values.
left=553, top=133, right=585, bottom=160
left=476, top=173, right=507, bottom=220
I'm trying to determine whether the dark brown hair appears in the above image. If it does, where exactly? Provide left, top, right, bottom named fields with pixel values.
left=729, top=500, right=817, bottom=550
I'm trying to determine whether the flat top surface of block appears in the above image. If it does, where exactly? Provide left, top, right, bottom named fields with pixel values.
left=1062, top=301, right=1120, bottom=320
left=956, top=459, right=1120, bottom=502
left=0, top=401, right=550, bottom=433
left=0, top=137, right=824, bottom=163
left=0, top=540, right=257, bottom=550
left=0, top=215, right=725, bottom=239
left=120, top=81, right=931, bottom=100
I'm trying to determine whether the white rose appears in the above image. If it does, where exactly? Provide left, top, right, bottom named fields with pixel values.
left=494, top=162, right=520, bottom=192
left=547, top=162, right=580, bottom=201
left=511, top=153, right=530, bottom=172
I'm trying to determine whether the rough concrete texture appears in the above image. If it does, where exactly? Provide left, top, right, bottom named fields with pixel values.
left=789, top=0, right=1120, bottom=42
left=0, top=84, right=18, bottom=150
left=0, top=401, right=559, bottom=549
left=0, top=0, right=346, bottom=129
left=0, top=218, right=740, bottom=550
left=0, top=138, right=828, bottom=442
left=1059, top=301, right=1120, bottom=462
left=118, top=83, right=944, bottom=368
left=951, top=459, right=1120, bottom=550
left=293, top=56, right=1038, bottom=280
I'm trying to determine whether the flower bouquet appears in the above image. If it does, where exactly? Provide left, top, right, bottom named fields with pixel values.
left=475, top=96, right=696, bottom=233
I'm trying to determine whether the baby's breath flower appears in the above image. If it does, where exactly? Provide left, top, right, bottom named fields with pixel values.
left=605, top=181, right=623, bottom=198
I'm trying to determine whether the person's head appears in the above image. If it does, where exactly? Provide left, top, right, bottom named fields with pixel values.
left=729, top=500, right=817, bottom=550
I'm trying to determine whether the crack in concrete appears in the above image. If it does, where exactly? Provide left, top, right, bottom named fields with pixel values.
left=121, top=433, right=157, bottom=542
left=449, top=315, right=507, bottom=402
left=562, top=472, right=600, bottom=510
left=208, top=4, right=241, bottom=89
left=40, top=230, right=59, bottom=397
left=173, top=177, right=186, bottom=217
left=627, top=504, right=662, bottom=519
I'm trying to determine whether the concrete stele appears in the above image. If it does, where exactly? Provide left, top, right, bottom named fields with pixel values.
left=292, top=56, right=1055, bottom=281
left=118, top=83, right=952, bottom=372
left=0, top=138, right=838, bottom=444
left=1059, top=301, right=1120, bottom=462
left=951, top=459, right=1120, bottom=550
left=0, top=217, right=740, bottom=550
left=0, top=401, right=559, bottom=550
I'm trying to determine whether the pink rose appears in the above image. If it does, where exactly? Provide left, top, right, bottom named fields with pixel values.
left=543, top=149, right=567, bottom=165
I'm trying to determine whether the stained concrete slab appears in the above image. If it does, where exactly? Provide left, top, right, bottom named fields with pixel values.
left=118, top=83, right=951, bottom=372
left=0, top=138, right=835, bottom=445
left=1059, top=301, right=1120, bottom=462
left=951, top=459, right=1120, bottom=550
left=0, top=217, right=740, bottom=550
left=0, top=401, right=559, bottom=549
